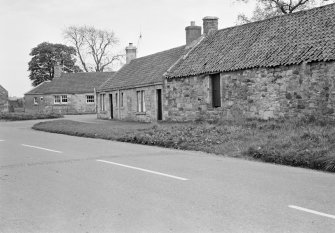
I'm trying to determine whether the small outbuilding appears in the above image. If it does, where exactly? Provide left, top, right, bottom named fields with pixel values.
left=24, top=70, right=113, bottom=114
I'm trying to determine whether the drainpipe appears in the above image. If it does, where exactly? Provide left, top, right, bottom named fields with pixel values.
left=118, top=89, right=121, bottom=119
left=94, top=88, right=97, bottom=113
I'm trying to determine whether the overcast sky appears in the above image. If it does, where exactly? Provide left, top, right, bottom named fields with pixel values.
left=0, top=0, right=254, bottom=97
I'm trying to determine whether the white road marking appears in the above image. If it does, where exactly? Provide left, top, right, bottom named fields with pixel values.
left=97, top=159, right=189, bottom=181
left=0, top=140, right=4, bottom=142
left=289, top=205, right=335, bottom=220
left=21, top=144, right=62, bottom=153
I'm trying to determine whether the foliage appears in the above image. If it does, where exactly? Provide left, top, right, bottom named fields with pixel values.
left=63, top=26, right=123, bottom=72
left=28, top=42, right=82, bottom=86
left=33, top=116, right=335, bottom=172
left=236, top=0, right=334, bottom=23
left=0, top=112, right=63, bottom=121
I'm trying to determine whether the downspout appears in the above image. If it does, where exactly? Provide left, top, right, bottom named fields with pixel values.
left=118, top=89, right=121, bottom=119
left=94, top=88, right=97, bottom=114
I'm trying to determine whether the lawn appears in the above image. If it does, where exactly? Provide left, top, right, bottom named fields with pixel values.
left=0, top=112, right=63, bottom=121
left=33, top=116, right=335, bottom=172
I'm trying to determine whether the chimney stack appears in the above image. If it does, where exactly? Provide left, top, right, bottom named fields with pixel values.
left=203, top=16, right=219, bottom=35
left=185, top=21, right=201, bottom=45
left=125, top=43, right=137, bottom=64
left=53, top=62, right=62, bottom=79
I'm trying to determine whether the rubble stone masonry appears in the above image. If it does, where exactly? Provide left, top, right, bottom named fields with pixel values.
left=97, top=84, right=162, bottom=122
left=0, top=85, right=9, bottom=112
left=25, top=93, right=96, bottom=114
left=164, top=61, right=335, bottom=121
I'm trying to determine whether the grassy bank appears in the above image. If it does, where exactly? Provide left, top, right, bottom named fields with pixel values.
left=33, top=116, right=335, bottom=172
left=0, top=112, right=63, bottom=121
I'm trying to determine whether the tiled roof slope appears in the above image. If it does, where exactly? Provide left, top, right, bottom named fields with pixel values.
left=166, top=3, right=335, bottom=78
left=25, top=72, right=113, bottom=95
left=99, top=45, right=186, bottom=91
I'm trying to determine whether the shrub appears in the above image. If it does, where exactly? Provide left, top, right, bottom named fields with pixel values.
left=0, top=112, right=63, bottom=121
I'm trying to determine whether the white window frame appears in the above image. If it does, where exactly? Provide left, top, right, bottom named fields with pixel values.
left=137, top=90, right=145, bottom=112
left=61, top=95, right=68, bottom=104
left=86, top=95, right=95, bottom=104
left=54, top=95, right=68, bottom=104
left=54, top=95, right=61, bottom=104
left=33, top=97, right=38, bottom=105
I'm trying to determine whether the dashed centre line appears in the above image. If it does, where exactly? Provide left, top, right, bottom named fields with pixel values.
left=289, top=205, right=335, bottom=220
left=21, top=144, right=62, bottom=153
left=97, top=159, right=189, bottom=181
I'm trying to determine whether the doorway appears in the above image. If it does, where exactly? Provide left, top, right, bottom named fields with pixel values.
left=109, top=94, right=113, bottom=119
left=157, top=89, right=162, bottom=120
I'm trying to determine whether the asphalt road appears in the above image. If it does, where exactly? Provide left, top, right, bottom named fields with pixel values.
left=0, top=118, right=334, bottom=233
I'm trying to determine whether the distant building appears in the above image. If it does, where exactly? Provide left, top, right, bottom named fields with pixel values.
left=24, top=68, right=113, bottom=114
left=0, top=85, right=9, bottom=113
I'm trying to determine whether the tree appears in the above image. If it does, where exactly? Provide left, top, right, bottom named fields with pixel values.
left=236, top=0, right=334, bottom=24
left=28, top=42, right=81, bottom=86
left=63, top=26, right=123, bottom=72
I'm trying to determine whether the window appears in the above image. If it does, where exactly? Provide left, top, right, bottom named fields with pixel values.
left=137, top=90, right=145, bottom=112
left=100, top=94, right=105, bottom=111
left=54, top=95, right=68, bottom=104
left=115, top=93, right=118, bottom=107
left=54, top=95, right=61, bottom=104
left=86, top=95, right=95, bottom=103
left=211, top=74, right=221, bottom=108
left=120, top=92, right=124, bottom=107
left=33, top=97, right=38, bottom=105
left=61, top=95, right=68, bottom=103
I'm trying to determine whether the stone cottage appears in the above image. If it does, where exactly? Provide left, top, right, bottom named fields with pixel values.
left=97, top=42, right=190, bottom=121
left=0, top=84, right=9, bottom=113
left=24, top=69, right=113, bottom=114
left=164, top=4, right=335, bottom=121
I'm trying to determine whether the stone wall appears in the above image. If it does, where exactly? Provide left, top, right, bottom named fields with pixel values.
left=164, top=61, right=335, bottom=121
left=24, top=93, right=96, bottom=114
left=0, top=85, right=9, bottom=113
left=97, top=84, right=163, bottom=122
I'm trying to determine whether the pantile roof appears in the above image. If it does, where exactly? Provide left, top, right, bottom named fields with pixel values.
left=25, top=72, right=113, bottom=95
left=99, top=45, right=186, bottom=91
left=166, top=3, right=335, bottom=78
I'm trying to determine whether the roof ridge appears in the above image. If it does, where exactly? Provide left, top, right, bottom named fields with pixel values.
left=216, top=3, right=335, bottom=34
left=130, top=45, right=185, bottom=62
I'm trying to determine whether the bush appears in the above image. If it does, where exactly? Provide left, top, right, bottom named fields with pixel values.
left=0, top=112, right=63, bottom=121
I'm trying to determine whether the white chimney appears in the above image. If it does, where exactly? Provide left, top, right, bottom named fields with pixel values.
left=185, top=21, right=202, bottom=45
left=125, top=43, right=137, bottom=64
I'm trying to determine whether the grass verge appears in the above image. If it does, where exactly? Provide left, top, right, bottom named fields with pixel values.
left=32, top=116, right=335, bottom=173
left=0, top=112, right=63, bottom=121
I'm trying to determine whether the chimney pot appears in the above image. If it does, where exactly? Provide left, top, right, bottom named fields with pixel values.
left=203, top=16, right=219, bottom=35
left=125, top=42, right=137, bottom=64
left=185, top=21, right=202, bottom=45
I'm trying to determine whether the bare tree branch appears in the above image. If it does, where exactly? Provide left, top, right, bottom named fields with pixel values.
left=64, top=26, right=121, bottom=72
left=236, top=0, right=334, bottom=24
